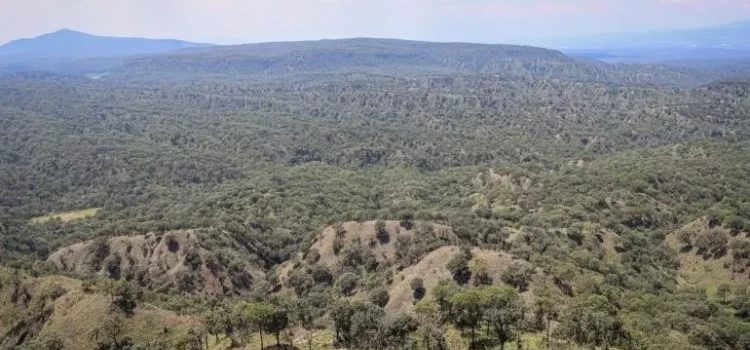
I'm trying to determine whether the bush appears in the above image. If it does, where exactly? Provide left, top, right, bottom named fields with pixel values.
left=446, top=250, right=471, bottom=285
left=334, top=224, right=347, bottom=238
left=694, top=229, right=729, bottom=259
left=734, top=294, right=750, bottom=320
left=370, top=287, right=390, bottom=307
left=501, top=261, right=535, bottom=292
left=45, top=285, right=67, bottom=300
left=399, top=214, right=414, bottom=230
left=333, top=237, right=344, bottom=255
left=336, top=272, right=358, bottom=296
left=410, top=278, right=425, bottom=300
left=305, top=248, right=321, bottom=264
left=375, top=220, right=390, bottom=244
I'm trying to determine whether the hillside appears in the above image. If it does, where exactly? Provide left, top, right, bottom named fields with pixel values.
left=0, top=268, right=202, bottom=349
left=47, top=229, right=267, bottom=295
left=2, top=33, right=750, bottom=349
left=664, top=217, right=750, bottom=295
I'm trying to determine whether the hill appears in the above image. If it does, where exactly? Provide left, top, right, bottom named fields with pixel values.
left=116, top=37, right=706, bottom=85
left=2, top=37, right=750, bottom=349
left=0, top=267, right=203, bottom=349
left=47, top=229, right=268, bottom=295
left=0, top=29, right=210, bottom=71
left=0, top=33, right=725, bottom=85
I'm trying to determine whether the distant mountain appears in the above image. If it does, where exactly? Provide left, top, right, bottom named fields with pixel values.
left=551, top=20, right=750, bottom=63
left=121, top=38, right=578, bottom=76
left=0, top=29, right=211, bottom=71
left=114, top=37, right=714, bottom=86
left=0, top=29, right=210, bottom=58
left=0, top=34, right=720, bottom=86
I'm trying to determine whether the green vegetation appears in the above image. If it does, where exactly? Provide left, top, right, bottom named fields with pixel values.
left=1, top=45, right=750, bottom=349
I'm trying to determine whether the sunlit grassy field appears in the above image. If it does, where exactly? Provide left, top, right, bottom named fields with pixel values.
left=30, top=207, right=101, bottom=223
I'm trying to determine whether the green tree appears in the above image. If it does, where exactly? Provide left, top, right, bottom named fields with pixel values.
left=370, top=286, right=390, bottom=307
left=264, top=306, right=289, bottom=347
left=349, top=302, right=386, bottom=349
left=532, top=286, right=559, bottom=346
left=375, top=220, right=390, bottom=244
left=335, top=272, right=358, bottom=296
left=447, top=251, right=472, bottom=285
left=432, top=279, right=461, bottom=320
left=414, top=300, right=447, bottom=350
left=293, top=299, right=316, bottom=350
left=484, top=287, right=524, bottom=350
left=450, top=288, right=486, bottom=348
left=331, top=300, right=355, bottom=344
left=106, top=280, right=139, bottom=315
left=385, top=313, right=419, bottom=349
left=694, top=229, right=729, bottom=259
left=237, top=301, right=275, bottom=349
left=470, top=257, right=493, bottom=286
left=501, top=261, right=535, bottom=292
left=204, top=306, right=229, bottom=344
left=559, top=294, right=625, bottom=349
left=90, top=313, right=133, bottom=350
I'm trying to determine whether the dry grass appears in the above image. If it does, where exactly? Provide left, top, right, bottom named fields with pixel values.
left=0, top=267, right=201, bottom=349
left=385, top=246, right=520, bottom=314
left=386, top=245, right=458, bottom=314
left=309, top=220, right=455, bottom=270
left=30, top=208, right=101, bottom=223
left=206, top=328, right=338, bottom=350
left=665, top=217, right=749, bottom=298
left=48, top=230, right=265, bottom=295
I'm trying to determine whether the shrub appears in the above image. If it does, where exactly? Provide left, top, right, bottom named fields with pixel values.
left=399, top=214, right=414, bottom=230
left=694, top=229, right=729, bottom=259
left=410, top=278, right=425, bottom=300
left=333, top=237, right=344, bottom=255
left=501, top=261, right=535, bottom=292
left=375, top=220, right=390, bottom=244
left=370, top=287, right=390, bottom=307
left=336, top=272, right=358, bottom=296
left=446, top=250, right=471, bottom=285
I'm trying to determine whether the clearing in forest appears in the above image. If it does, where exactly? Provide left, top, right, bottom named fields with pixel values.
left=30, top=208, right=101, bottom=223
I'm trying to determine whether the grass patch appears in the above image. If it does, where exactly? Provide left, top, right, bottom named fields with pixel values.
left=31, top=208, right=101, bottom=224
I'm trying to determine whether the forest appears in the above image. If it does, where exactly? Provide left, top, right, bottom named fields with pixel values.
left=1, top=38, right=750, bottom=350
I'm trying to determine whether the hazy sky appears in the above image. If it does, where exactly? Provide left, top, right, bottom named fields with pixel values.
left=1, top=0, right=749, bottom=45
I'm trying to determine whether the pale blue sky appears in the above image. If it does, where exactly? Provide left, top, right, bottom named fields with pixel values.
left=1, top=0, right=748, bottom=45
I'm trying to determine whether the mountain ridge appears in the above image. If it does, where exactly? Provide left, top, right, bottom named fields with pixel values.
left=0, top=29, right=211, bottom=73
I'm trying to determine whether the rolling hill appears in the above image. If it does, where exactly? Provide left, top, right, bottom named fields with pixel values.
left=117, top=37, right=702, bottom=85
left=0, top=30, right=723, bottom=86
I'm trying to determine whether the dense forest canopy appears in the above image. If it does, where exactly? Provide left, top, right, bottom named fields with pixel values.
left=1, top=38, right=750, bottom=350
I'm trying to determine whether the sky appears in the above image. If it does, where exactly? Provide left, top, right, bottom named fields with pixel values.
left=1, top=0, right=749, bottom=45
